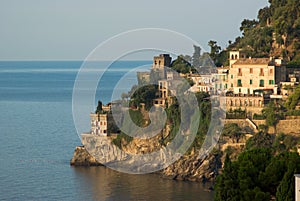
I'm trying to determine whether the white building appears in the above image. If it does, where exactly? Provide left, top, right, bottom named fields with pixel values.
left=90, top=113, right=108, bottom=136
left=296, top=174, right=300, bottom=201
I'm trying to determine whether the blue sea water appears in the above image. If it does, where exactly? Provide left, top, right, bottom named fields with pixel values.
left=0, top=61, right=213, bottom=201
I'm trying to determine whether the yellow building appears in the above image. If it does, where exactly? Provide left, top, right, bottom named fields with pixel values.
left=227, top=51, right=286, bottom=95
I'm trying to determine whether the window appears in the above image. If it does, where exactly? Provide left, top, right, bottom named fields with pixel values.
left=239, top=88, right=241, bottom=93
left=259, top=80, right=264, bottom=87
left=231, top=83, right=233, bottom=87
left=260, top=68, right=264, bottom=76
left=238, top=68, right=242, bottom=76
left=250, top=68, right=253, bottom=74
left=269, top=80, right=274, bottom=85
left=250, top=79, right=253, bottom=85
left=237, top=79, right=242, bottom=87
left=231, top=75, right=233, bottom=79
left=225, top=84, right=228, bottom=89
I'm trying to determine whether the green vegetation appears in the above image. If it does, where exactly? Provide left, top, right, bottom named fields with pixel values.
left=211, top=0, right=300, bottom=66
left=285, top=84, right=300, bottom=110
left=222, top=123, right=244, bottom=143
left=161, top=92, right=211, bottom=149
left=246, top=131, right=273, bottom=150
left=214, top=148, right=300, bottom=201
left=226, top=108, right=246, bottom=119
left=262, top=101, right=284, bottom=133
left=129, top=85, right=158, bottom=110
left=215, top=119, right=300, bottom=201
left=112, top=132, right=133, bottom=149
left=95, top=100, right=104, bottom=114
left=273, top=133, right=299, bottom=153
left=208, top=40, right=222, bottom=66
left=170, top=55, right=195, bottom=74
left=190, top=92, right=212, bottom=149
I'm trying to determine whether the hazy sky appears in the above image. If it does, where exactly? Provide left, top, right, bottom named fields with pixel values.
left=0, top=0, right=269, bottom=60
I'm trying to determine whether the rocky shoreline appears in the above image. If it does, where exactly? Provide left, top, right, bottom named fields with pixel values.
left=70, top=146, right=102, bottom=166
left=70, top=145, right=222, bottom=183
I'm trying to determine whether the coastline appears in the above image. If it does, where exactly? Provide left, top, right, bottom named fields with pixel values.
left=70, top=145, right=221, bottom=183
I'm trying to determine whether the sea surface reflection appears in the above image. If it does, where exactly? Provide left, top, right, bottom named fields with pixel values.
left=72, top=166, right=214, bottom=201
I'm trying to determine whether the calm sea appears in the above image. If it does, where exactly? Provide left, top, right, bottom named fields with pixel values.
left=0, top=61, right=213, bottom=201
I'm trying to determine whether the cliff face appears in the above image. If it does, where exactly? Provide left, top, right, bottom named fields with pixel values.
left=162, top=152, right=222, bottom=182
left=70, top=142, right=222, bottom=182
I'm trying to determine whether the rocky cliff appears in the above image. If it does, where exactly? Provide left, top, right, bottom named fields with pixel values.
left=70, top=142, right=222, bottom=182
left=70, top=146, right=102, bottom=166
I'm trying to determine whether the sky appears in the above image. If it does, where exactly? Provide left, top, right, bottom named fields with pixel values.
left=0, top=0, right=269, bottom=60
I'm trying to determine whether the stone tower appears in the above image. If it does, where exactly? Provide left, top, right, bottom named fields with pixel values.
left=152, top=54, right=172, bottom=79
left=229, top=50, right=246, bottom=67
left=152, top=54, right=171, bottom=69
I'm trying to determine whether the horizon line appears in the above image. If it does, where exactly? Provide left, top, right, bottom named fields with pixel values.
left=0, top=59, right=153, bottom=62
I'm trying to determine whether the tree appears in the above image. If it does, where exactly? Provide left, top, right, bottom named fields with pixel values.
left=240, top=19, right=258, bottom=34
left=208, top=40, right=221, bottom=64
left=215, top=149, right=272, bottom=201
left=130, top=85, right=158, bottom=110
left=171, top=55, right=193, bottom=74
left=258, top=7, right=271, bottom=26
left=246, top=131, right=273, bottom=150
left=96, top=100, right=103, bottom=113
left=285, top=85, right=300, bottom=110
left=222, top=123, right=244, bottom=143
left=262, top=101, right=282, bottom=134
left=214, top=154, right=240, bottom=201
left=276, top=163, right=295, bottom=201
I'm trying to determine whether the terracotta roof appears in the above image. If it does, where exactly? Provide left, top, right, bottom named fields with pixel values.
left=233, top=58, right=271, bottom=65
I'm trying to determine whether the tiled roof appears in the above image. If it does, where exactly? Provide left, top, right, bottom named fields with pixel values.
left=233, top=58, right=271, bottom=65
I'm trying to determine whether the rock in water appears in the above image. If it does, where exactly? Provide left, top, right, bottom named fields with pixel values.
left=70, top=146, right=102, bottom=166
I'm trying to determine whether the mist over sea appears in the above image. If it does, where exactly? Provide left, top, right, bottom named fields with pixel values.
left=0, top=61, right=213, bottom=200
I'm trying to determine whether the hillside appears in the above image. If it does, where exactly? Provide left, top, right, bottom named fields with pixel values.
left=213, top=0, right=300, bottom=67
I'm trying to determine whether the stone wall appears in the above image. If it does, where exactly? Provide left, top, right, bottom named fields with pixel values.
left=225, top=119, right=300, bottom=134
